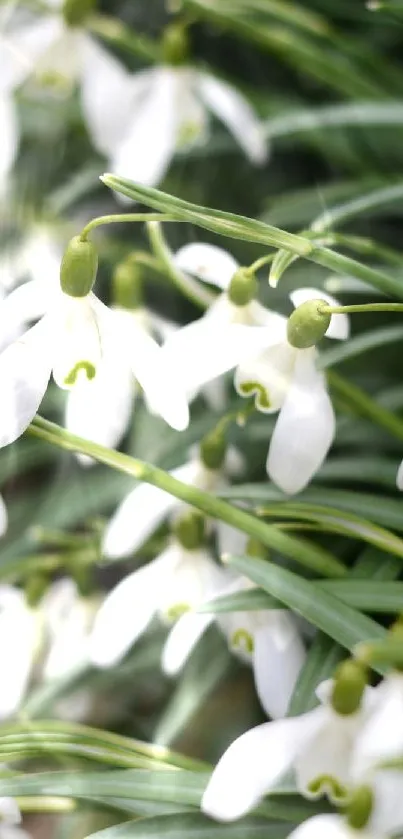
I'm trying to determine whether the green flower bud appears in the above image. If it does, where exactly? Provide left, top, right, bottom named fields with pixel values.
left=60, top=236, right=98, bottom=298
left=287, top=299, right=331, bottom=349
left=228, top=269, right=258, bottom=307
left=200, top=430, right=226, bottom=470
left=25, top=573, right=49, bottom=608
left=346, top=785, right=373, bottom=831
left=162, top=23, right=190, bottom=65
left=63, top=0, right=96, bottom=26
left=112, top=260, right=143, bottom=310
left=331, top=660, right=367, bottom=716
left=174, top=511, right=206, bottom=550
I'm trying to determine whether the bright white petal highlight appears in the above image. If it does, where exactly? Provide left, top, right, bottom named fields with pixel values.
left=253, top=614, right=306, bottom=719
left=202, top=714, right=319, bottom=822
left=290, top=288, right=349, bottom=341
left=0, top=587, right=37, bottom=718
left=288, top=815, right=351, bottom=839
left=396, top=459, right=403, bottom=490
left=111, top=68, right=178, bottom=188
left=0, top=495, right=8, bottom=539
left=1, top=16, right=63, bottom=92
left=0, top=94, right=18, bottom=182
left=267, top=348, right=335, bottom=494
left=88, top=551, right=176, bottom=667
left=174, top=243, right=239, bottom=290
left=0, top=319, right=51, bottom=447
left=198, top=73, right=267, bottom=165
left=162, top=611, right=214, bottom=676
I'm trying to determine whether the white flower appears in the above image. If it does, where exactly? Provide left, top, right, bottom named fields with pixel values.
left=0, top=797, right=31, bottom=839
left=109, top=66, right=267, bottom=189
left=65, top=307, right=180, bottom=464
left=351, top=672, right=403, bottom=778
left=0, top=282, right=189, bottom=448
left=163, top=243, right=349, bottom=494
left=102, top=446, right=239, bottom=560
left=88, top=538, right=227, bottom=668
left=41, top=578, right=95, bottom=680
left=162, top=575, right=305, bottom=720
left=0, top=586, right=41, bottom=719
left=0, top=496, right=8, bottom=540
left=201, top=679, right=375, bottom=822
left=1, top=1, right=135, bottom=161
left=283, top=814, right=379, bottom=839
left=0, top=93, right=18, bottom=190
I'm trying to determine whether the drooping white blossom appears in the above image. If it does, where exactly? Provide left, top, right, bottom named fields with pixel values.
left=162, top=574, right=306, bottom=720
left=0, top=586, right=41, bottom=719
left=163, top=243, right=349, bottom=494
left=201, top=679, right=375, bottom=822
left=0, top=279, right=189, bottom=448
left=88, top=537, right=228, bottom=669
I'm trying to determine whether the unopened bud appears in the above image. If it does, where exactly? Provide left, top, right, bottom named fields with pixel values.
left=112, top=259, right=143, bottom=310
left=63, top=0, right=96, bottom=26
left=287, top=299, right=331, bottom=349
left=331, top=660, right=367, bottom=715
left=346, top=785, right=373, bottom=830
left=162, top=23, right=190, bottom=65
left=174, top=511, right=206, bottom=550
left=228, top=269, right=258, bottom=307
left=60, top=236, right=98, bottom=297
left=200, top=430, right=226, bottom=470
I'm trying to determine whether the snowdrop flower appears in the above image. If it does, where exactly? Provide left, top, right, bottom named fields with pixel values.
left=202, top=661, right=375, bottom=822
left=351, top=671, right=403, bottom=778
left=0, top=235, right=189, bottom=448
left=102, top=433, right=239, bottom=560
left=0, top=797, right=31, bottom=839
left=163, top=573, right=305, bottom=719
left=41, top=578, right=96, bottom=680
left=164, top=243, right=349, bottom=494
left=1, top=0, right=136, bottom=162
left=0, top=586, right=41, bottom=719
left=89, top=513, right=227, bottom=668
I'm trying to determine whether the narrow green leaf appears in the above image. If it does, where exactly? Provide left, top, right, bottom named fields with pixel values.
left=85, top=812, right=290, bottom=839
left=227, top=555, right=386, bottom=672
left=320, top=325, right=403, bottom=370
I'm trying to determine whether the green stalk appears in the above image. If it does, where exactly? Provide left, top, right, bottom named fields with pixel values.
left=27, top=417, right=345, bottom=578
left=147, top=222, right=214, bottom=308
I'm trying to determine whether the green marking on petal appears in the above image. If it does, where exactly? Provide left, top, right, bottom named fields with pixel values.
left=35, top=70, right=73, bottom=93
left=307, top=774, right=348, bottom=803
left=238, top=381, right=271, bottom=410
left=64, top=361, right=96, bottom=387
left=176, top=121, right=204, bottom=149
left=165, top=603, right=191, bottom=621
left=230, top=628, right=254, bottom=654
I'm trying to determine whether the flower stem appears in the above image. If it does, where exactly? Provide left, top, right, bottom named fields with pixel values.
left=246, top=253, right=275, bottom=274
left=80, top=214, right=175, bottom=240
left=147, top=221, right=215, bottom=308
left=27, top=416, right=345, bottom=578
left=322, top=302, right=403, bottom=315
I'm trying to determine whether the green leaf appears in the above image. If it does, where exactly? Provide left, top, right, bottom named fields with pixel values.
left=85, top=812, right=290, bottom=839
left=226, top=555, right=386, bottom=672
left=320, top=325, right=403, bottom=370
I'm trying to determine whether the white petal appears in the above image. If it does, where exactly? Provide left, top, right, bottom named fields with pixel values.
left=290, top=288, right=349, bottom=342
left=0, top=798, right=21, bottom=825
left=0, top=16, right=63, bottom=92
left=0, top=279, right=50, bottom=348
left=267, top=348, right=335, bottom=494
left=175, top=68, right=208, bottom=150
left=33, top=28, right=83, bottom=89
left=102, top=461, right=198, bottom=559
left=65, top=351, right=134, bottom=463
left=158, top=546, right=225, bottom=617
left=0, top=319, right=51, bottom=447
left=197, top=72, right=267, bottom=165
left=163, top=319, right=280, bottom=398
left=51, top=295, right=102, bottom=390
left=97, top=305, right=189, bottom=431
left=201, top=713, right=321, bottom=822
left=0, top=587, right=37, bottom=718
left=396, top=459, right=403, bottom=491
left=368, top=769, right=403, bottom=836
left=173, top=243, right=239, bottom=290
left=235, top=337, right=293, bottom=414
left=42, top=580, right=91, bottom=679
left=352, top=673, right=403, bottom=777
left=111, top=67, right=178, bottom=188
left=0, top=94, right=18, bottom=181
left=295, top=708, right=361, bottom=800
left=253, top=614, right=306, bottom=719
left=0, top=495, right=8, bottom=539
left=88, top=551, right=176, bottom=667
left=80, top=35, right=148, bottom=157
left=217, top=521, right=248, bottom=558
left=288, top=815, right=351, bottom=839
left=161, top=611, right=214, bottom=676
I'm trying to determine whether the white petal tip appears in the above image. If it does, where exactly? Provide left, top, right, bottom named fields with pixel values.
left=397, top=460, right=403, bottom=491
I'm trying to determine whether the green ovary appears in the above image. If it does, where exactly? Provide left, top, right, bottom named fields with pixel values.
left=231, top=628, right=254, bottom=654
left=238, top=381, right=271, bottom=410
left=165, top=603, right=191, bottom=622
left=64, top=361, right=96, bottom=386
left=177, top=121, right=204, bottom=149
